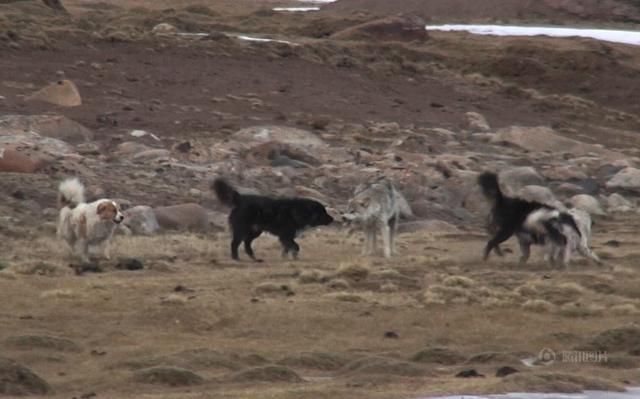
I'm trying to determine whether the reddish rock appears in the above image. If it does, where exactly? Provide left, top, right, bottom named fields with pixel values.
left=0, top=148, right=44, bottom=173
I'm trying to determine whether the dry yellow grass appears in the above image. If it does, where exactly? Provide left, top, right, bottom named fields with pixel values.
left=1, top=216, right=640, bottom=398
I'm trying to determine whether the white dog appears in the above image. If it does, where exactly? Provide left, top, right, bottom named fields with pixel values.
left=547, top=208, right=601, bottom=266
left=57, top=178, right=124, bottom=262
left=342, top=177, right=412, bottom=258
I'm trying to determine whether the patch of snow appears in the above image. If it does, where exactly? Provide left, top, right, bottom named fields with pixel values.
left=176, top=32, right=210, bottom=37
left=421, top=387, right=640, bottom=399
left=425, top=24, right=640, bottom=47
left=273, top=7, right=320, bottom=12
left=130, top=130, right=161, bottom=141
left=234, top=35, right=298, bottom=46
left=297, top=0, right=337, bottom=3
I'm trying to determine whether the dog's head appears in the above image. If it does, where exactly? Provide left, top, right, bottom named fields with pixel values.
left=97, top=201, right=125, bottom=224
left=341, top=191, right=372, bottom=225
left=299, top=200, right=334, bottom=227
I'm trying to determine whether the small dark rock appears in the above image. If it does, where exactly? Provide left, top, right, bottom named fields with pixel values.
left=455, top=368, right=484, bottom=378
left=175, top=141, right=192, bottom=153
left=430, top=102, right=444, bottom=108
left=11, top=190, right=25, bottom=200
left=116, top=258, right=144, bottom=271
left=604, top=240, right=621, bottom=247
left=71, top=262, right=103, bottom=275
left=174, top=285, right=194, bottom=293
left=496, top=366, right=519, bottom=377
left=384, top=331, right=399, bottom=339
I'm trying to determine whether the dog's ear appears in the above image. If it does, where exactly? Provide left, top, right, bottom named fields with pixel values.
left=97, top=202, right=116, bottom=220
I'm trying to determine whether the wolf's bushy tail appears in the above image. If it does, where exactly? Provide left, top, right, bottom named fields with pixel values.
left=58, top=177, right=86, bottom=208
left=477, top=172, right=504, bottom=204
left=211, top=178, right=241, bottom=207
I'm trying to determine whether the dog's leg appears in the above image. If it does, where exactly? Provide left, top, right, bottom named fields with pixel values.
left=575, top=237, right=602, bottom=265
left=101, top=240, right=112, bottom=260
left=362, top=226, right=374, bottom=255
left=494, top=245, right=505, bottom=257
left=244, top=230, right=263, bottom=263
left=74, top=239, right=90, bottom=263
left=279, top=235, right=300, bottom=260
left=231, top=231, right=243, bottom=261
left=389, top=215, right=398, bottom=255
left=381, top=224, right=392, bottom=258
left=371, top=228, right=378, bottom=255
left=484, top=227, right=514, bottom=261
left=517, top=238, right=531, bottom=265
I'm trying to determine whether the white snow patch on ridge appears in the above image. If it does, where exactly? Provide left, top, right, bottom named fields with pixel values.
left=425, top=24, right=640, bottom=47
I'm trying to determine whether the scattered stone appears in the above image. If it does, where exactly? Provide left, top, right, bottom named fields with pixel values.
left=496, top=366, right=519, bottom=377
left=27, top=79, right=82, bottom=107
left=455, top=368, right=485, bottom=378
left=0, top=357, right=51, bottom=396
left=152, top=23, right=178, bottom=36
left=383, top=331, right=399, bottom=339
left=115, top=258, right=144, bottom=271
left=464, top=111, right=490, bottom=133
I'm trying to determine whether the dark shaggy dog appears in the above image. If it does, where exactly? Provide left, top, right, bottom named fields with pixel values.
left=478, top=172, right=580, bottom=264
left=212, top=178, right=334, bottom=262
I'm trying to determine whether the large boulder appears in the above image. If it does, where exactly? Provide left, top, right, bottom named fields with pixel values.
left=153, top=203, right=209, bottom=232
left=0, top=114, right=93, bottom=143
left=464, top=112, right=490, bottom=133
left=606, top=167, right=640, bottom=193
left=0, top=132, right=76, bottom=157
left=232, top=126, right=326, bottom=148
left=122, top=206, right=161, bottom=235
left=26, top=79, right=82, bottom=107
left=0, top=148, right=45, bottom=173
left=517, top=185, right=557, bottom=205
left=499, top=167, right=545, bottom=193
left=568, top=194, right=605, bottom=215
left=605, top=193, right=635, bottom=213
left=491, top=126, right=619, bottom=158
left=331, top=14, right=428, bottom=42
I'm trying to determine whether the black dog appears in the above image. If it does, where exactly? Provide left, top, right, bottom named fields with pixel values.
left=478, top=172, right=580, bottom=263
left=212, top=178, right=334, bottom=262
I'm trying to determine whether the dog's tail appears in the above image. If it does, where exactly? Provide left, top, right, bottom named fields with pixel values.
left=477, top=172, right=504, bottom=204
left=211, top=178, right=241, bottom=207
left=58, top=177, right=85, bottom=209
left=394, top=190, right=413, bottom=219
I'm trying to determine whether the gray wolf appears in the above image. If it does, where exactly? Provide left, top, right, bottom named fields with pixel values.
left=57, top=178, right=124, bottom=262
left=547, top=208, right=601, bottom=266
left=342, top=177, right=412, bottom=258
left=211, top=178, right=334, bottom=262
left=478, top=171, right=580, bottom=264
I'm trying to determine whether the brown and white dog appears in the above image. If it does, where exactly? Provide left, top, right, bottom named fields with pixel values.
left=57, top=178, right=124, bottom=262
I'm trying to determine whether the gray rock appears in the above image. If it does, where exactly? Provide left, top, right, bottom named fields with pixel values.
left=153, top=203, right=209, bottom=232
left=606, top=167, right=640, bottom=192
left=605, top=193, right=635, bottom=213
left=464, top=112, right=490, bottom=133
left=568, top=194, right=606, bottom=215
left=499, top=167, right=545, bottom=193
left=517, top=185, right=556, bottom=205
left=123, top=206, right=161, bottom=235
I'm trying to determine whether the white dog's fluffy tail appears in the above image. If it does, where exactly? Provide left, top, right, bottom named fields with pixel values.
left=58, top=178, right=86, bottom=208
